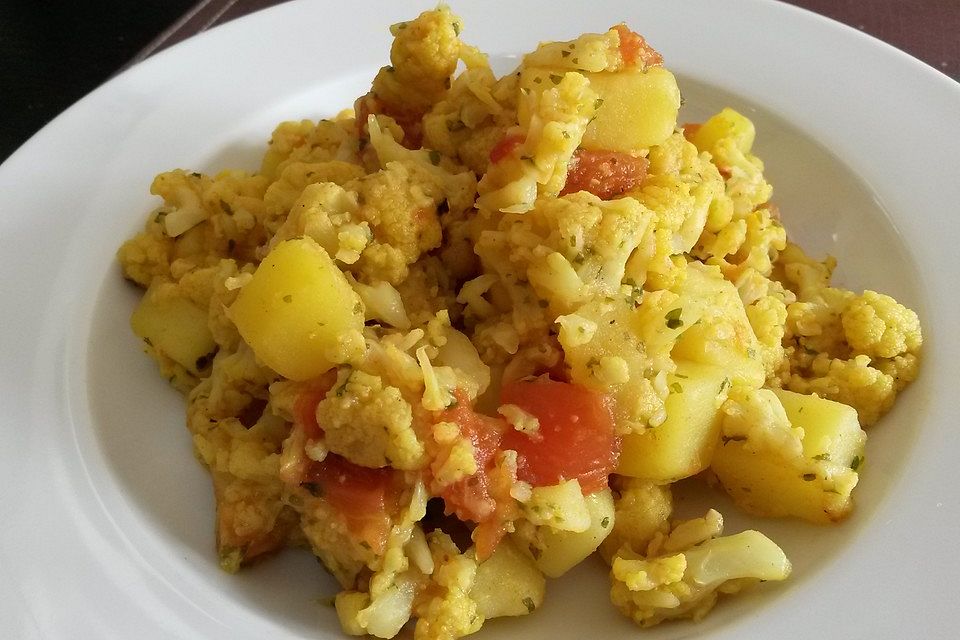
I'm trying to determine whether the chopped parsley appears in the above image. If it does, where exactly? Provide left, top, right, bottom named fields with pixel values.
left=522, top=597, right=536, bottom=613
left=850, top=455, right=863, bottom=471
left=670, top=382, right=683, bottom=394
left=428, top=149, right=442, bottom=165
left=665, top=307, right=683, bottom=329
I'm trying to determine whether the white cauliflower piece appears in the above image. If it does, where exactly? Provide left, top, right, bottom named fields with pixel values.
left=609, top=513, right=790, bottom=627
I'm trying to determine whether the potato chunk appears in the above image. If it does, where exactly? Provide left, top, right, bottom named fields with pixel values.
left=228, top=237, right=365, bottom=380
left=471, top=537, right=546, bottom=618
left=131, top=279, right=215, bottom=375
left=711, top=388, right=865, bottom=523
left=688, top=107, right=756, bottom=155
left=773, top=389, right=866, bottom=466
left=513, top=488, right=615, bottom=578
left=617, top=361, right=728, bottom=482
left=520, top=66, right=680, bottom=153
left=581, top=67, right=680, bottom=152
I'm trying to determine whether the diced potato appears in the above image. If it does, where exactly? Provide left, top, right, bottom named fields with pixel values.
left=711, top=442, right=857, bottom=524
left=471, top=537, right=546, bottom=618
left=519, top=66, right=680, bottom=153
left=581, top=67, right=680, bottom=152
left=689, top=107, right=755, bottom=155
left=669, top=263, right=765, bottom=387
left=228, top=237, right=365, bottom=381
left=521, top=479, right=591, bottom=532
left=617, top=362, right=728, bottom=482
left=711, top=389, right=864, bottom=524
left=513, top=489, right=615, bottom=578
left=773, top=389, right=866, bottom=467
left=131, top=280, right=215, bottom=375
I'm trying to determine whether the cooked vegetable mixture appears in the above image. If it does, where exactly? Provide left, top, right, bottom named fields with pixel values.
left=117, top=7, right=922, bottom=637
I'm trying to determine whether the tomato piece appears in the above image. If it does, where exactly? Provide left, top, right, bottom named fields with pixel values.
left=611, top=24, right=664, bottom=68
left=434, top=393, right=507, bottom=523
left=302, top=453, right=404, bottom=553
left=293, top=370, right=338, bottom=440
left=489, top=133, right=525, bottom=164
left=560, top=149, right=649, bottom=200
left=500, top=380, right=619, bottom=493
left=682, top=122, right=702, bottom=142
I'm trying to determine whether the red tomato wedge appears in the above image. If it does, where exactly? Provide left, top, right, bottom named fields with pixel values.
left=489, top=133, right=525, bottom=164
left=302, top=453, right=404, bottom=553
left=611, top=24, right=664, bottom=68
left=560, top=149, right=649, bottom=200
left=435, top=393, right=507, bottom=523
left=293, top=370, right=338, bottom=440
left=500, top=380, right=619, bottom=493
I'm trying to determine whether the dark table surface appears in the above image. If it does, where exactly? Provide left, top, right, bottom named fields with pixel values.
left=2, top=0, right=958, bottom=163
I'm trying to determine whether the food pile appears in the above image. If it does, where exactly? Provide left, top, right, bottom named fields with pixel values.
left=117, top=7, right=922, bottom=637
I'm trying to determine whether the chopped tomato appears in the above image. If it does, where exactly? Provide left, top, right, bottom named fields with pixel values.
left=560, top=149, right=649, bottom=200
left=293, top=370, right=338, bottom=440
left=682, top=122, right=702, bottom=142
left=489, top=133, right=525, bottom=164
left=500, top=379, right=619, bottom=493
left=301, top=453, right=404, bottom=553
left=434, top=392, right=506, bottom=523
left=611, top=24, right=664, bottom=68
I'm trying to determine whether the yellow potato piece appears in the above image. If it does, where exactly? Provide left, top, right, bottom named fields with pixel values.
left=617, top=362, right=728, bottom=482
left=228, top=237, right=365, bottom=381
left=773, top=389, right=866, bottom=466
left=581, top=67, right=680, bottom=152
left=519, top=66, right=680, bottom=153
left=689, top=107, right=755, bottom=155
left=712, top=391, right=865, bottom=524
left=471, top=537, right=546, bottom=618
left=131, top=280, right=215, bottom=375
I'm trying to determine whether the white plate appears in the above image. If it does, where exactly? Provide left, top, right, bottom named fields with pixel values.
left=2, top=0, right=958, bottom=637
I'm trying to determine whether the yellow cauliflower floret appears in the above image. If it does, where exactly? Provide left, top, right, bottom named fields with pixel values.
left=260, top=118, right=356, bottom=180
left=373, top=7, right=464, bottom=114
left=477, top=71, right=597, bottom=213
left=599, top=479, right=672, bottom=563
left=414, top=532, right=484, bottom=640
left=117, top=218, right=173, bottom=287
left=346, top=161, right=445, bottom=284
left=841, top=290, right=922, bottom=359
left=786, top=354, right=895, bottom=426
left=609, top=512, right=790, bottom=627
left=316, top=368, right=426, bottom=470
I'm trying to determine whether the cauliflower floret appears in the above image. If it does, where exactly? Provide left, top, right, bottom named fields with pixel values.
left=116, top=223, right=172, bottom=286
left=785, top=354, right=896, bottom=426
left=413, top=532, right=484, bottom=640
left=598, top=478, right=672, bottom=563
left=316, top=368, right=426, bottom=470
left=476, top=71, right=598, bottom=213
left=372, top=8, right=464, bottom=114
left=841, top=290, right=922, bottom=359
left=609, top=512, right=790, bottom=627
left=260, top=117, right=357, bottom=180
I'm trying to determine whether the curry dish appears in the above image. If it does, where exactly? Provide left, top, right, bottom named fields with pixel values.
left=117, top=7, right=923, bottom=637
